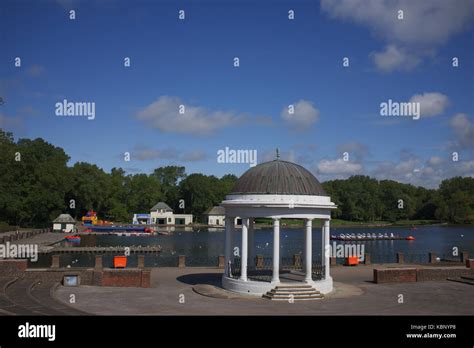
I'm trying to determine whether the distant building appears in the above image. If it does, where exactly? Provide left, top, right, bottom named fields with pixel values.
left=203, top=206, right=226, bottom=226
left=203, top=206, right=241, bottom=226
left=150, top=202, right=193, bottom=225
left=132, top=213, right=151, bottom=224
left=52, top=214, right=76, bottom=233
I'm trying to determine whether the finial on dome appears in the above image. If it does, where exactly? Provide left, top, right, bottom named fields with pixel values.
left=276, top=148, right=280, bottom=160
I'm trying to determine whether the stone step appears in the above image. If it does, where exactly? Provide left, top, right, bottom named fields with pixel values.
left=29, top=281, right=89, bottom=315
left=275, top=285, right=313, bottom=289
left=263, top=293, right=324, bottom=301
left=270, top=288, right=319, bottom=293
left=267, top=290, right=319, bottom=297
left=268, top=292, right=321, bottom=298
left=263, top=284, right=324, bottom=301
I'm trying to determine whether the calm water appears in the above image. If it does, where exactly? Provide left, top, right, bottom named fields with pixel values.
left=31, top=225, right=474, bottom=268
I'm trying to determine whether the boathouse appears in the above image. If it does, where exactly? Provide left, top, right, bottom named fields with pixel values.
left=52, top=214, right=77, bottom=233
left=150, top=202, right=193, bottom=225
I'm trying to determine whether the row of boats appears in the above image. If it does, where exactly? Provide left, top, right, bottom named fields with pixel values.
left=330, top=233, right=415, bottom=241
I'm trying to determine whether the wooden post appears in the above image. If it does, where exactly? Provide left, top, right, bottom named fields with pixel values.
left=178, top=255, right=186, bottom=268
left=51, top=255, right=60, bottom=269
left=364, top=253, right=371, bottom=265
left=429, top=252, right=437, bottom=264
left=218, top=255, right=225, bottom=268
left=137, top=255, right=145, bottom=269
left=397, top=252, right=404, bottom=264
left=95, top=255, right=103, bottom=270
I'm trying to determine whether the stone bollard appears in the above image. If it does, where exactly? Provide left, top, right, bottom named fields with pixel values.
left=396, top=252, right=404, bottom=264
left=330, top=257, right=337, bottom=266
left=460, top=251, right=469, bottom=264
left=364, top=253, right=371, bottom=265
left=95, top=255, right=103, bottom=270
left=429, top=252, right=437, bottom=264
left=256, top=255, right=264, bottom=269
left=51, top=255, right=60, bottom=269
left=178, top=255, right=186, bottom=268
left=218, top=255, right=225, bottom=268
left=293, top=254, right=302, bottom=268
left=137, top=255, right=145, bottom=269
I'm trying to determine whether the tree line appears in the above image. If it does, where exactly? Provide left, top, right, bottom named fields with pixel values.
left=323, top=175, right=474, bottom=223
left=0, top=130, right=237, bottom=227
left=1, top=129, right=473, bottom=227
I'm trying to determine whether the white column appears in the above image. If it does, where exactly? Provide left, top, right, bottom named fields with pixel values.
left=305, top=218, right=312, bottom=281
left=224, top=216, right=233, bottom=275
left=248, top=219, right=255, bottom=269
left=272, top=218, right=280, bottom=283
left=324, top=220, right=330, bottom=279
left=321, top=221, right=325, bottom=270
left=240, top=218, right=249, bottom=281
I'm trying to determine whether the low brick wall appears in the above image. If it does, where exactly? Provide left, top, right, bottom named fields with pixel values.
left=101, top=269, right=150, bottom=288
left=374, top=268, right=417, bottom=283
left=416, top=267, right=473, bottom=281
left=0, top=259, right=28, bottom=273
left=374, top=266, right=474, bottom=283
left=0, top=259, right=150, bottom=288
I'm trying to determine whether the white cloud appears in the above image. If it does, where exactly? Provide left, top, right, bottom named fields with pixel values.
left=321, top=0, right=474, bottom=46
left=136, top=96, right=245, bottom=135
left=321, top=0, right=474, bottom=72
left=133, top=147, right=178, bottom=161
left=281, top=100, right=320, bottom=131
left=450, top=113, right=474, bottom=150
left=337, top=141, right=369, bottom=160
left=317, top=158, right=363, bottom=175
left=133, top=146, right=207, bottom=162
left=427, top=156, right=443, bottom=166
left=371, top=45, right=420, bottom=72
left=180, top=150, right=208, bottom=162
left=409, top=92, right=449, bottom=117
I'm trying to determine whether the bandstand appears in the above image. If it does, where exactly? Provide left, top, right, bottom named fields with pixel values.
left=220, top=156, right=337, bottom=296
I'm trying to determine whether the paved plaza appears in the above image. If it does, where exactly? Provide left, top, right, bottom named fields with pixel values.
left=54, top=265, right=474, bottom=315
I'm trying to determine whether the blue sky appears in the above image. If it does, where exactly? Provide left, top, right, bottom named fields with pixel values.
left=1, top=0, right=474, bottom=187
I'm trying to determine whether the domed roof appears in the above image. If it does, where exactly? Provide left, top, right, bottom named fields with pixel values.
left=230, top=159, right=326, bottom=196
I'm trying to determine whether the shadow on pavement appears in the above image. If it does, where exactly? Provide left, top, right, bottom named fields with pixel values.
left=176, top=273, right=222, bottom=286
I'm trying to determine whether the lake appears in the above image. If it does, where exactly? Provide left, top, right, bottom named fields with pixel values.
left=31, top=225, right=474, bottom=268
